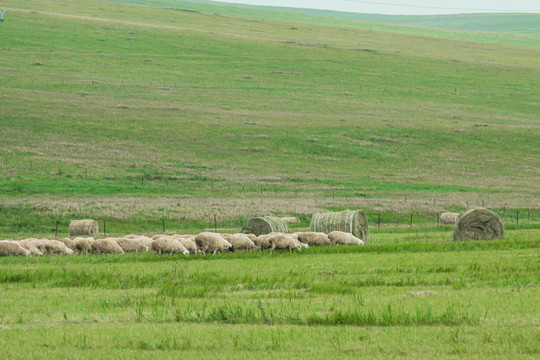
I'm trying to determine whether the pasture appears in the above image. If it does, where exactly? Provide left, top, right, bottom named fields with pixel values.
left=0, top=229, right=539, bottom=359
left=1, top=0, right=539, bottom=235
left=0, top=0, right=539, bottom=358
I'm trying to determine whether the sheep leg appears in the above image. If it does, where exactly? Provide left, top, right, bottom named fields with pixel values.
left=269, top=244, right=276, bottom=255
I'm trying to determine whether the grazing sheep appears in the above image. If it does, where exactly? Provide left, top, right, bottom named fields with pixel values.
left=151, top=238, right=189, bottom=255
left=245, top=234, right=257, bottom=242
left=0, top=241, right=31, bottom=257
left=73, top=237, right=94, bottom=254
left=195, top=232, right=234, bottom=254
left=133, top=236, right=154, bottom=248
left=17, top=239, right=43, bottom=256
left=271, top=232, right=307, bottom=248
left=327, top=231, right=364, bottom=246
left=57, top=237, right=76, bottom=251
left=175, top=237, right=198, bottom=254
left=297, top=232, right=332, bottom=247
left=21, top=239, right=73, bottom=256
left=269, top=234, right=302, bottom=254
left=221, top=234, right=257, bottom=251
left=253, top=234, right=272, bottom=250
left=115, top=238, right=150, bottom=253
left=92, top=238, right=124, bottom=255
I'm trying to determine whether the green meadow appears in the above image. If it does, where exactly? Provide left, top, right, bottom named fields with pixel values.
left=1, top=0, right=539, bottom=233
left=0, top=1, right=539, bottom=357
left=0, top=230, right=539, bottom=359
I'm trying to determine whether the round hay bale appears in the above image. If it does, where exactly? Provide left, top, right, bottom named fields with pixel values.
left=69, top=219, right=98, bottom=237
left=310, top=210, right=370, bottom=243
left=241, top=217, right=289, bottom=236
left=453, top=208, right=504, bottom=241
left=440, top=212, right=459, bottom=225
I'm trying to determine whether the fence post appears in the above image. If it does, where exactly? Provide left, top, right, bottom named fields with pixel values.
left=437, top=214, right=439, bottom=227
left=103, top=219, right=107, bottom=237
left=162, top=218, right=165, bottom=232
left=55, top=221, right=58, bottom=238
left=378, top=213, right=380, bottom=229
left=410, top=213, right=413, bottom=228
left=517, top=211, right=519, bottom=225
left=214, top=214, right=217, bottom=232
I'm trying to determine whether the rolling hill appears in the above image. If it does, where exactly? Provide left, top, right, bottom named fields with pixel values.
left=0, top=0, right=538, bottom=232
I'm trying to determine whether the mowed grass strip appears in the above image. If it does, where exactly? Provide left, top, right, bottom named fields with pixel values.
left=0, top=232, right=538, bottom=358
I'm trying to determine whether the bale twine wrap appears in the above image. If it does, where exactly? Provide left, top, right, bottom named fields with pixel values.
left=69, top=219, right=98, bottom=237
left=440, top=212, right=459, bottom=225
left=453, top=208, right=504, bottom=241
left=241, top=217, right=289, bottom=236
left=310, top=210, right=369, bottom=243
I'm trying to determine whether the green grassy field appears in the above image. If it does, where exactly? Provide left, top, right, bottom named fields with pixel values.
left=0, top=230, right=539, bottom=359
left=1, top=0, right=539, bottom=234
left=105, top=0, right=540, bottom=47
left=1, top=1, right=539, bottom=357
left=181, top=1, right=540, bottom=34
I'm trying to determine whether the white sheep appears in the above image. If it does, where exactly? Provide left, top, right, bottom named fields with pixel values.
left=73, top=237, right=95, bottom=254
left=327, top=231, right=364, bottom=246
left=297, top=232, right=332, bottom=247
left=221, top=234, right=257, bottom=251
left=253, top=234, right=272, bottom=250
left=57, top=237, right=76, bottom=251
left=268, top=234, right=302, bottom=254
left=17, top=239, right=43, bottom=256
left=172, top=236, right=198, bottom=254
left=0, top=241, right=31, bottom=256
left=92, top=238, right=124, bottom=255
left=269, top=232, right=308, bottom=249
left=195, top=232, right=234, bottom=254
left=133, top=236, right=154, bottom=248
left=151, top=238, right=189, bottom=255
left=20, top=239, right=73, bottom=256
left=115, top=238, right=150, bottom=253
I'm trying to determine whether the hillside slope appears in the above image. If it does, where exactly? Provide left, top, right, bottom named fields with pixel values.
left=0, top=0, right=539, bottom=223
left=103, top=0, right=540, bottom=48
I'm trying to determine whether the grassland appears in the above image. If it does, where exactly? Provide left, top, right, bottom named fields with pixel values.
left=188, top=1, right=540, bottom=34
left=103, top=0, right=540, bottom=48
left=0, top=229, right=539, bottom=359
left=0, top=1, right=539, bottom=357
left=1, top=0, right=539, bottom=235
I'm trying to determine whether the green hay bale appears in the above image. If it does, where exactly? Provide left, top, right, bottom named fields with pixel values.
left=241, top=217, right=289, bottom=236
left=310, top=210, right=370, bottom=243
left=453, top=207, right=504, bottom=241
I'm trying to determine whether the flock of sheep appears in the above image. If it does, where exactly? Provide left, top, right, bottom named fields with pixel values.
left=0, top=231, right=364, bottom=257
